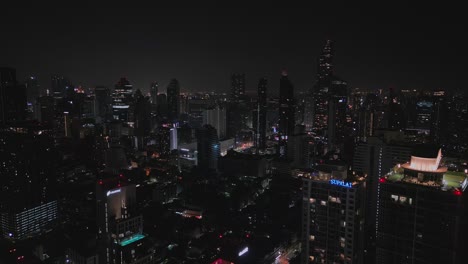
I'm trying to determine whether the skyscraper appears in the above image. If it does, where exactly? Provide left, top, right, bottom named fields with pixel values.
left=376, top=147, right=467, bottom=264
left=203, top=105, right=227, bottom=140
left=278, top=71, right=295, bottom=138
left=112, top=77, right=133, bottom=123
left=96, top=176, right=154, bottom=264
left=166, top=79, right=180, bottom=122
left=256, top=78, right=267, bottom=150
left=231, top=73, right=245, bottom=102
left=51, top=75, right=71, bottom=98
left=301, top=166, right=367, bottom=263
left=150, top=81, right=158, bottom=105
left=0, top=130, right=59, bottom=240
left=196, top=124, right=220, bottom=171
left=94, top=86, right=111, bottom=123
left=25, top=76, right=40, bottom=117
left=0, top=67, right=27, bottom=125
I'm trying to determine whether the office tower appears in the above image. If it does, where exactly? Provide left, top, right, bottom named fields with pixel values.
left=112, top=77, right=133, bottom=122
left=25, top=76, right=40, bottom=117
left=303, top=94, right=314, bottom=132
left=327, top=79, right=348, bottom=147
left=94, top=86, right=111, bottom=123
left=51, top=75, right=71, bottom=98
left=287, top=125, right=312, bottom=168
left=300, top=166, right=367, bottom=263
left=203, top=105, right=227, bottom=139
left=278, top=71, right=295, bottom=138
left=96, top=176, right=154, bottom=264
left=0, top=131, right=58, bottom=240
left=38, top=95, right=55, bottom=125
left=256, top=78, right=267, bottom=150
left=356, top=93, right=380, bottom=142
left=0, top=67, right=27, bottom=125
left=384, top=88, right=404, bottom=130
left=196, top=124, right=220, bottom=171
left=134, top=89, right=151, bottom=149
left=311, top=40, right=334, bottom=134
left=166, top=79, right=180, bottom=122
left=352, top=136, right=412, bottom=262
left=150, top=81, right=158, bottom=105
left=157, top=93, right=168, bottom=117
left=170, top=127, right=178, bottom=150
left=154, top=127, right=171, bottom=156
left=376, top=146, right=467, bottom=264
left=430, top=90, right=447, bottom=143
left=231, top=73, right=246, bottom=102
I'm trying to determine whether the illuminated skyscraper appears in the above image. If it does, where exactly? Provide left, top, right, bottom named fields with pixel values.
left=150, top=81, right=158, bottom=105
left=301, top=166, right=367, bottom=263
left=166, top=79, right=180, bottom=122
left=376, top=146, right=468, bottom=264
left=112, top=77, right=133, bottom=123
left=96, top=176, right=154, bottom=264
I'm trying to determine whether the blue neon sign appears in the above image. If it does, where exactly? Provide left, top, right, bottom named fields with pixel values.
left=330, top=179, right=352, bottom=188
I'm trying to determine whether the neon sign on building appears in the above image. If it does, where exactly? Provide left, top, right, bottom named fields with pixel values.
left=330, top=179, right=352, bottom=188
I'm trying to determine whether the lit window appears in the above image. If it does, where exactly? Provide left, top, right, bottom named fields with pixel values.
left=310, top=235, right=315, bottom=241
left=309, top=198, right=316, bottom=204
left=321, top=201, right=327, bottom=206
left=391, top=195, right=399, bottom=202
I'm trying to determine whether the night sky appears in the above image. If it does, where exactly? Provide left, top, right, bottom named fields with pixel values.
left=1, top=4, right=465, bottom=95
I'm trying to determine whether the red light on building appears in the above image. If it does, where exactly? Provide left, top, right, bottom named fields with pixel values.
left=379, top=178, right=386, bottom=183
left=219, top=234, right=223, bottom=238
left=98, top=180, right=103, bottom=185
left=454, top=189, right=462, bottom=196
left=246, top=233, right=250, bottom=238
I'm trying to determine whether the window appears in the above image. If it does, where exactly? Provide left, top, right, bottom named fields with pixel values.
left=310, top=235, right=315, bottom=241
left=309, top=198, right=316, bottom=204
left=391, top=195, right=399, bottom=202
left=321, top=201, right=327, bottom=206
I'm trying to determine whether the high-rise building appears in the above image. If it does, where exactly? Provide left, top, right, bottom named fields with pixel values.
left=25, top=76, right=40, bottom=117
left=166, top=79, right=180, bottom=122
left=170, top=127, right=178, bottom=150
left=157, top=93, right=168, bottom=118
left=134, top=89, right=151, bottom=148
left=0, top=67, right=26, bottom=125
left=0, top=131, right=58, bottom=240
left=352, top=136, right=413, bottom=262
left=196, top=124, right=220, bottom=171
left=278, top=71, right=295, bottom=139
left=300, top=166, right=367, bottom=263
left=231, top=73, right=245, bottom=102
left=51, top=75, right=71, bottom=98
left=376, top=147, right=468, bottom=264
left=112, top=77, right=133, bottom=122
left=150, top=81, right=158, bottom=105
left=96, top=176, right=154, bottom=264
left=203, top=105, right=226, bottom=139
left=256, top=78, right=267, bottom=150
left=94, top=86, right=111, bottom=123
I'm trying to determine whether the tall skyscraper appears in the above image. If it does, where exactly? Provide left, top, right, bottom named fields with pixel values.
left=278, top=71, right=295, bottom=139
left=150, top=81, right=158, bottom=105
left=134, top=89, right=151, bottom=148
left=96, top=176, right=154, bottom=264
left=94, top=86, right=111, bottom=123
left=231, top=73, right=246, bottom=102
left=196, top=124, right=220, bottom=171
left=353, top=136, right=413, bottom=262
left=166, top=79, right=180, bottom=122
left=203, top=105, right=227, bottom=140
left=256, top=78, right=267, bottom=150
left=310, top=40, right=349, bottom=149
left=376, top=147, right=467, bottom=264
left=112, top=77, right=133, bottom=123
left=300, top=166, right=367, bottom=263
left=0, top=67, right=27, bottom=125
left=25, top=76, right=40, bottom=117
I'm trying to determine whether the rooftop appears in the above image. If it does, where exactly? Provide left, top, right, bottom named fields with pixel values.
left=117, top=234, right=146, bottom=247
left=385, top=167, right=467, bottom=192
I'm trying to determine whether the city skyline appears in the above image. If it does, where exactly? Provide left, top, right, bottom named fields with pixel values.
left=1, top=5, right=465, bottom=94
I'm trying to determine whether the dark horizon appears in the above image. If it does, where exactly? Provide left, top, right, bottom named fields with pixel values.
left=1, top=4, right=465, bottom=94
